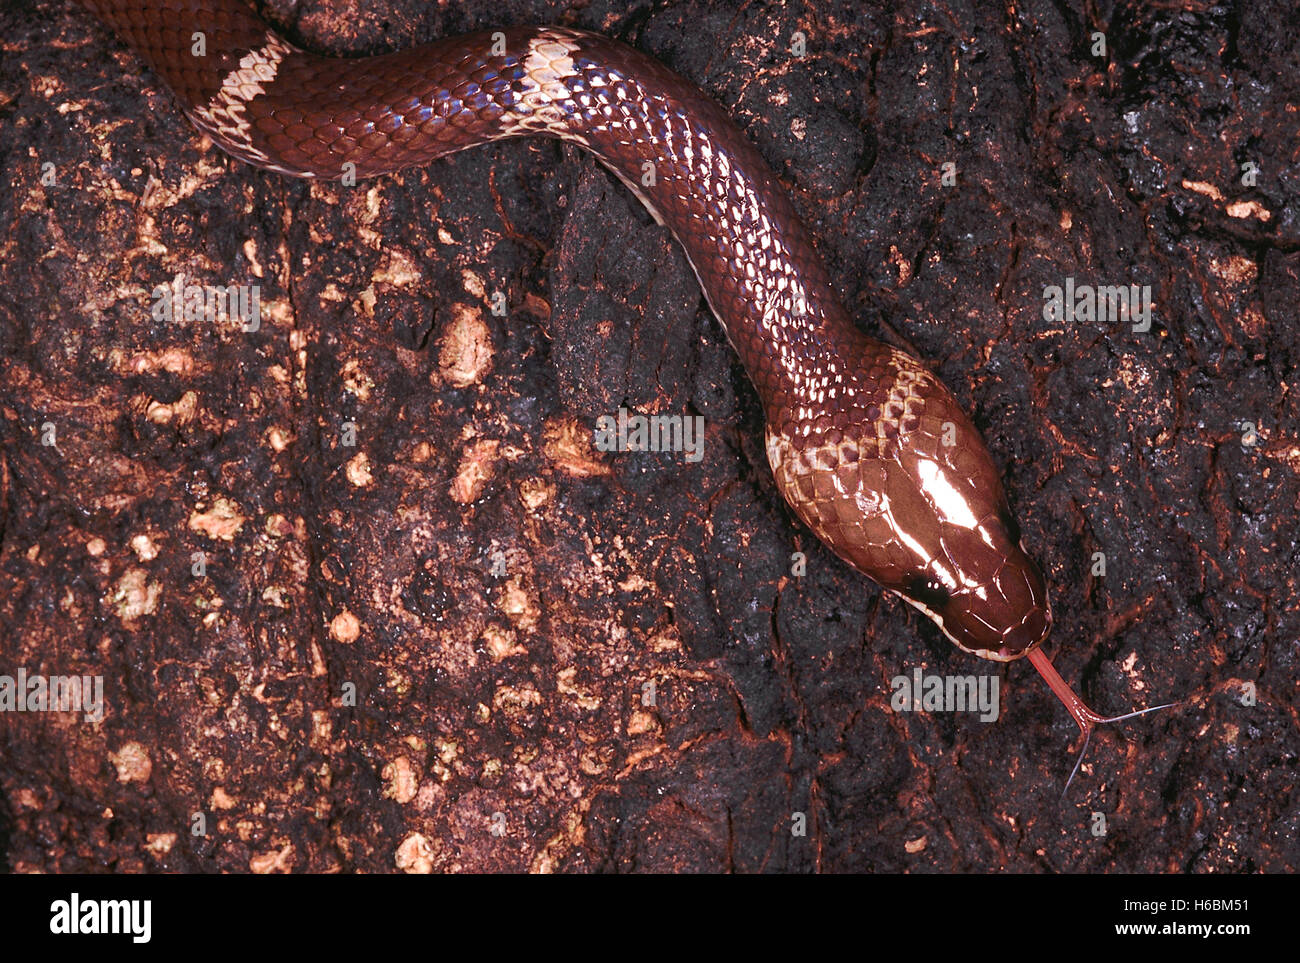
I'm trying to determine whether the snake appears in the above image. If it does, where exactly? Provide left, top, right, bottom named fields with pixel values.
left=72, top=0, right=1173, bottom=780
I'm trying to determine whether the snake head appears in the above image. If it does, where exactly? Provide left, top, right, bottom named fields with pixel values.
left=896, top=511, right=1052, bottom=662
left=765, top=348, right=1052, bottom=662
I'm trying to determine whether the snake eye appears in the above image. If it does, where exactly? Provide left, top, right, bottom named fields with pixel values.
left=907, top=576, right=951, bottom=613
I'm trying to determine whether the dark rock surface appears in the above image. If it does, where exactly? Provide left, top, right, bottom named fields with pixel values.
left=0, top=0, right=1295, bottom=872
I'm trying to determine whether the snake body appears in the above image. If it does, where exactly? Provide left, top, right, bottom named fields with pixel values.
left=76, top=1, right=1055, bottom=668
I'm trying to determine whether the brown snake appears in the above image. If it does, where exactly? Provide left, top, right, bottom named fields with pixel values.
left=74, top=0, right=1173, bottom=781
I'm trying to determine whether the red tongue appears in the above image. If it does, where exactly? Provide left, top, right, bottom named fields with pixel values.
left=1026, top=647, right=1179, bottom=734
left=1025, top=647, right=1181, bottom=795
left=1026, top=647, right=1112, bottom=735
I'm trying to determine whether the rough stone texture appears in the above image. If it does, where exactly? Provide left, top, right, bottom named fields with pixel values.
left=0, top=0, right=1295, bottom=873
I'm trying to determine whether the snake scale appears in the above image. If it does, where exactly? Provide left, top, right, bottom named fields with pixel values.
left=72, top=0, right=1173, bottom=779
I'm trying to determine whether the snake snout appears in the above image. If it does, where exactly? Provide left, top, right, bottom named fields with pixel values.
left=995, top=570, right=1052, bottom=659
left=923, top=539, right=1052, bottom=662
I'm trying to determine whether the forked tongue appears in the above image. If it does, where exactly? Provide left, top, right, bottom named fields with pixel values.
left=1025, top=647, right=1179, bottom=797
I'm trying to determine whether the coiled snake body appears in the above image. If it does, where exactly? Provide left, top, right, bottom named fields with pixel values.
left=75, top=0, right=1170, bottom=768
